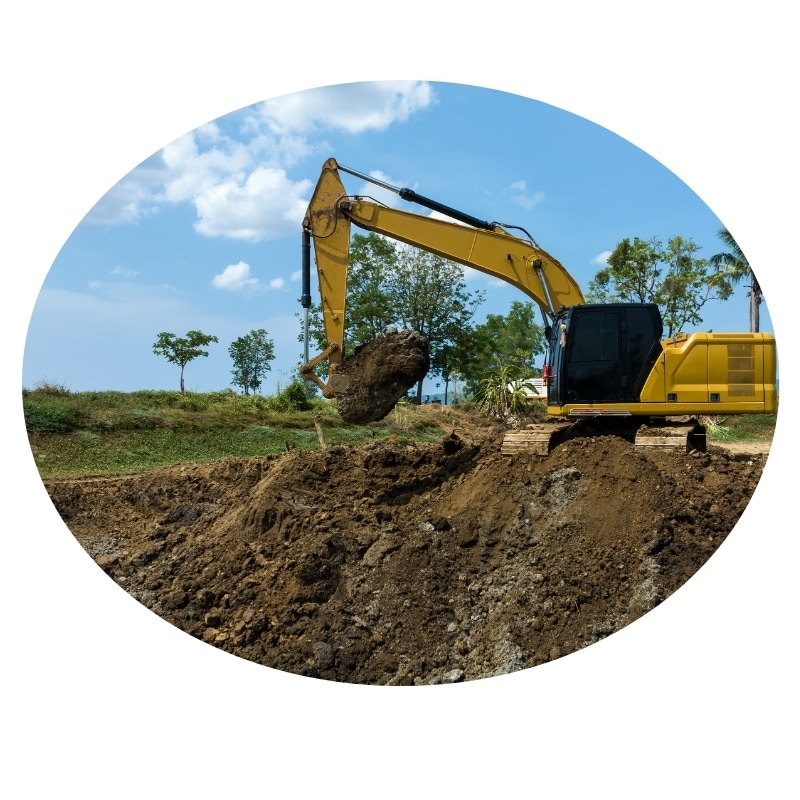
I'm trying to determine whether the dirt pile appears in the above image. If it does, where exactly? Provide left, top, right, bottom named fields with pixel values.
left=45, top=407, right=768, bottom=685
left=333, top=329, right=430, bottom=424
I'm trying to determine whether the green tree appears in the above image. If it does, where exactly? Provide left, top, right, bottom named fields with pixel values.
left=710, top=228, right=762, bottom=332
left=587, top=237, right=661, bottom=304
left=301, top=234, right=484, bottom=399
left=300, top=233, right=396, bottom=377
left=588, top=236, right=733, bottom=338
left=460, top=300, right=546, bottom=396
left=346, top=233, right=397, bottom=345
left=388, top=244, right=484, bottom=399
left=657, top=235, right=733, bottom=337
left=152, top=330, right=218, bottom=392
left=229, top=329, right=275, bottom=395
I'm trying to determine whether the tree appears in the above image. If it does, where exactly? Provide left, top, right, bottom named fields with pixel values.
left=587, top=237, right=661, bottom=305
left=345, top=233, right=397, bottom=345
left=229, top=329, right=275, bottom=395
left=460, top=300, right=546, bottom=397
left=388, top=244, right=484, bottom=399
left=300, top=233, right=396, bottom=377
left=587, top=236, right=734, bottom=338
left=710, top=228, right=762, bottom=332
left=152, top=330, right=218, bottom=392
left=301, top=234, right=484, bottom=399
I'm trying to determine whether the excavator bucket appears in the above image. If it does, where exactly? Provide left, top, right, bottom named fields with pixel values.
left=332, top=329, right=430, bottom=424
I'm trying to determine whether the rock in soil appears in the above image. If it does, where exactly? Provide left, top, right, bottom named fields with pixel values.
left=334, top=329, right=430, bottom=424
left=42, top=406, right=771, bottom=686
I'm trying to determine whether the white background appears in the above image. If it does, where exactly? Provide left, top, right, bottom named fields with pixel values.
left=3, top=2, right=796, bottom=796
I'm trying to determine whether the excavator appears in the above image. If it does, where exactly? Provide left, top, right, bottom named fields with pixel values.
left=299, top=158, right=778, bottom=454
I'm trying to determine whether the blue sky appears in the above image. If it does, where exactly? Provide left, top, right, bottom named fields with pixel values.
left=22, top=80, right=771, bottom=396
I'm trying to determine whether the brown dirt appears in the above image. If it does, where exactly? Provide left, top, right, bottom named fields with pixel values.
left=43, top=405, right=770, bottom=686
left=334, top=329, right=430, bottom=424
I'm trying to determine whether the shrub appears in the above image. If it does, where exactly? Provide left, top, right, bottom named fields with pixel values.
left=475, top=363, right=536, bottom=419
left=23, top=397, right=83, bottom=432
left=270, top=380, right=313, bottom=412
left=29, top=381, right=72, bottom=397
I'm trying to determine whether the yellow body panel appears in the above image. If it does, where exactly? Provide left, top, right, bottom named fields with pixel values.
left=548, top=331, right=778, bottom=417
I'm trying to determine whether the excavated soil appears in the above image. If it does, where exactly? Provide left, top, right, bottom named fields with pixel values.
left=334, top=329, right=430, bottom=424
left=44, top=407, right=770, bottom=685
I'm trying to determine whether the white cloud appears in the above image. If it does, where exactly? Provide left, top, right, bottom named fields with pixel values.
left=212, top=261, right=260, bottom=291
left=110, top=266, right=139, bottom=278
left=194, top=168, right=311, bottom=241
left=211, top=263, right=288, bottom=293
left=592, top=250, right=613, bottom=264
left=81, top=82, right=436, bottom=240
left=254, top=81, right=435, bottom=135
left=505, top=179, right=544, bottom=210
left=83, top=151, right=175, bottom=225
left=461, top=266, right=508, bottom=289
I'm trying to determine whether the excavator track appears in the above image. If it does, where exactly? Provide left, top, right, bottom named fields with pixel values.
left=501, top=424, right=571, bottom=456
left=502, top=418, right=706, bottom=456
left=633, top=420, right=706, bottom=453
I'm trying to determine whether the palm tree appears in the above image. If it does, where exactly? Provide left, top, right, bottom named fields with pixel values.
left=710, top=228, right=762, bottom=332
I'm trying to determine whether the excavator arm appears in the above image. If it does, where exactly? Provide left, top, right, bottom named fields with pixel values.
left=300, top=158, right=585, bottom=396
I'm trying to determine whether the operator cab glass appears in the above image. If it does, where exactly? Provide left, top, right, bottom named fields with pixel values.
left=548, top=304, right=662, bottom=407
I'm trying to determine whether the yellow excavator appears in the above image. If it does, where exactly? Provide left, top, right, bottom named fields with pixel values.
left=299, top=158, right=777, bottom=454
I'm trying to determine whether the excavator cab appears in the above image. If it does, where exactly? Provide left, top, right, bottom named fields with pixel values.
left=547, top=303, right=663, bottom=408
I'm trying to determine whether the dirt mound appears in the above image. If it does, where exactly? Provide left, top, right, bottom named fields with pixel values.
left=44, top=409, right=769, bottom=685
left=334, top=329, right=430, bottom=424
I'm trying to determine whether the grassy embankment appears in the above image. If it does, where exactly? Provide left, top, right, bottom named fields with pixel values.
left=23, top=383, right=447, bottom=479
left=23, top=383, right=776, bottom=479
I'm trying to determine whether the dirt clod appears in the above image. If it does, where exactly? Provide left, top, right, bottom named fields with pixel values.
left=334, top=329, right=430, bottom=424
left=43, top=407, right=770, bottom=685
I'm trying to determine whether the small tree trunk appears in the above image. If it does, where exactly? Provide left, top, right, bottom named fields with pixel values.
left=180, top=366, right=185, bottom=393
left=314, top=415, right=328, bottom=450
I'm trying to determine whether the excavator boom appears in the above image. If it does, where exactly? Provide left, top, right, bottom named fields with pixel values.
left=302, top=158, right=584, bottom=377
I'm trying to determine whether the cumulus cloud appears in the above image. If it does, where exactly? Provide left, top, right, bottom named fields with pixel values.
left=194, top=168, right=311, bottom=241
left=211, top=262, right=288, bottom=292
left=83, top=82, right=435, bottom=240
left=212, top=261, right=261, bottom=291
left=85, top=149, right=184, bottom=225
left=592, top=250, right=613, bottom=264
left=254, top=81, right=435, bottom=135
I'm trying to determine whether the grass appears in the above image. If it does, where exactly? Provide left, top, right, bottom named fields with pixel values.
left=24, top=384, right=446, bottom=478
left=702, top=413, right=777, bottom=444
left=23, top=383, right=777, bottom=478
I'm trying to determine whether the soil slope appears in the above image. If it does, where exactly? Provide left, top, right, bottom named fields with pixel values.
left=44, top=406, right=769, bottom=685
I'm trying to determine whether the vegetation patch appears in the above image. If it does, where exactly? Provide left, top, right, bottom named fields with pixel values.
left=24, top=387, right=446, bottom=478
